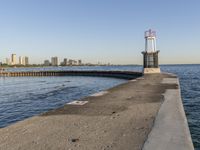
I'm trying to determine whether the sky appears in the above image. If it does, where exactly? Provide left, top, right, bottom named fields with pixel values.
left=0, top=0, right=200, bottom=65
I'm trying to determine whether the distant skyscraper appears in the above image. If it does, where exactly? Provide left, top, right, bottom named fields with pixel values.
left=68, top=59, right=77, bottom=65
left=68, top=59, right=73, bottom=65
left=73, top=60, right=77, bottom=65
left=44, top=60, right=50, bottom=66
left=78, top=60, right=82, bottom=65
left=19, top=56, right=23, bottom=65
left=51, top=57, right=58, bottom=66
left=11, top=54, right=16, bottom=65
left=63, top=58, right=68, bottom=66
left=6, top=58, right=10, bottom=65
left=21, top=56, right=29, bottom=65
left=24, top=57, right=29, bottom=65
left=22, top=57, right=25, bottom=65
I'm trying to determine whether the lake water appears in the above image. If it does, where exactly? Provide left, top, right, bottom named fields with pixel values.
left=0, top=76, right=126, bottom=128
left=0, top=65, right=200, bottom=149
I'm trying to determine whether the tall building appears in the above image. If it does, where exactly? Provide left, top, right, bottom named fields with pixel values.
left=19, top=56, right=23, bottom=65
left=73, top=60, right=77, bottom=65
left=51, top=57, right=58, bottom=66
left=6, top=58, right=11, bottom=65
left=63, top=58, right=68, bottom=66
left=44, top=60, right=50, bottom=66
left=11, top=54, right=17, bottom=65
left=78, top=60, right=82, bottom=65
left=68, top=59, right=77, bottom=65
left=22, top=57, right=25, bottom=65
left=68, top=59, right=73, bottom=65
left=24, top=57, right=29, bottom=65
left=21, top=56, right=29, bottom=65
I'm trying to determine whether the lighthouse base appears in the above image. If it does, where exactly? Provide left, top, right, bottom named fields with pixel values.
left=143, top=68, right=161, bottom=74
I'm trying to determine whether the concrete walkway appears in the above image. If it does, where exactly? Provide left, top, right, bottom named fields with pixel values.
left=0, top=74, right=181, bottom=150
left=142, top=78, right=194, bottom=150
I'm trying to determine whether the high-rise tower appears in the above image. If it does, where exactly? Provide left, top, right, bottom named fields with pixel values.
left=142, top=29, right=160, bottom=74
left=51, top=57, right=59, bottom=66
left=11, top=54, right=17, bottom=65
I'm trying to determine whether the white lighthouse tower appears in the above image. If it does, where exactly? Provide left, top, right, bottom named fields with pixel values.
left=142, top=29, right=160, bottom=74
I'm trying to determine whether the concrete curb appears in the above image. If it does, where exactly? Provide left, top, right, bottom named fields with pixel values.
left=142, top=78, right=194, bottom=150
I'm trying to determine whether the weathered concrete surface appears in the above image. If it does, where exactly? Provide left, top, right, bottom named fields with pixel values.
left=143, top=78, right=194, bottom=150
left=0, top=74, right=179, bottom=150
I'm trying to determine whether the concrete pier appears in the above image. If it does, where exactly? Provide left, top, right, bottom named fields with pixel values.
left=142, top=77, right=194, bottom=150
left=0, top=73, right=194, bottom=150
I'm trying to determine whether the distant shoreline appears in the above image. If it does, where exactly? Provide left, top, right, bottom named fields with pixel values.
left=1, top=63, right=200, bottom=68
left=0, top=64, right=141, bottom=68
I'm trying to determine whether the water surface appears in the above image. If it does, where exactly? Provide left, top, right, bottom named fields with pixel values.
left=0, top=76, right=126, bottom=128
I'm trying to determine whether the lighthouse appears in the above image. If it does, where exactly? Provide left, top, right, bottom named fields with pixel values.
left=142, top=29, right=160, bottom=74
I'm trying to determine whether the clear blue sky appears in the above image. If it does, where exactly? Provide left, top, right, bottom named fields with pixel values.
left=0, top=0, right=200, bottom=64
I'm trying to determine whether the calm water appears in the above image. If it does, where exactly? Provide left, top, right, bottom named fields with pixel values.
left=0, top=76, right=127, bottom=128
left=0, top=65, right=200, bottom=149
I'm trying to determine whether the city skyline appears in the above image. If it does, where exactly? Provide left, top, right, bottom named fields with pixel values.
left=2, top=53, right=85, bottom=66
left=0, top=0, right=200, bottom=64
left=4, top=54, right=29, bottom=66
